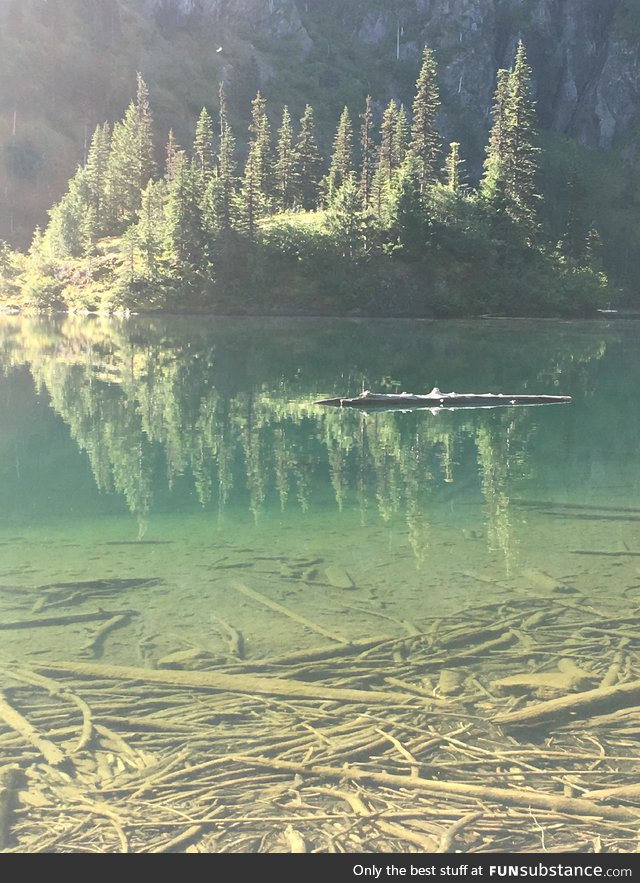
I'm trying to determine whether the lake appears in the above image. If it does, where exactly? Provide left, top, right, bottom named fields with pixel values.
left=1, top=314, right=639, bottom=853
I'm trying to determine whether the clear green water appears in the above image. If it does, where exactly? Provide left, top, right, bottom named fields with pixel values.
left=1, top=314, right=638, bottom=666
left=3, top=313, right=640, bottom=851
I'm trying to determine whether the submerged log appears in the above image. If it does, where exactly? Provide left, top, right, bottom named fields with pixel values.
left=494, top=678, right=640, bottom=727
left=316, top=387, right=572, bottom=410
left=232, top=756, right=640, bottom=824
left=35, top=660, right=415, bottom=704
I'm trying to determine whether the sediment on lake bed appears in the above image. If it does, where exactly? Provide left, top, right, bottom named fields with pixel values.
left=1, top=588, right=640, bottom=853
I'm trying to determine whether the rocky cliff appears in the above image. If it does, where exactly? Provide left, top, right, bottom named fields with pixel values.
left=136, top=0, right=639, bottom=153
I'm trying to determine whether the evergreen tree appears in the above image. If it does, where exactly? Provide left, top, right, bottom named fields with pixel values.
left=377, top=100, right=398, bottom=185
left=105, top=73, right=156, bottom=231
left=393, top=104, right=409, bottom=171
left=45, top=166, right=92, bottom=257
left=165, top=129, right=181, bottom=184
left=136, top=179, right=167, bottom=279
left=238, top=144, right=267, bottom=239
left=409, top=47, right=441, bottom=195
left=326, top=176, right=366, bottom=260
left=326, top=106, right=354, bottom=203
left=85, top=123, right=110, bottom=236
left=164, top=155, right=208, bottom=266
left=238, top=91, right=272, bottom=235
left=480, top=68, right=510, bottom=206
left=194, top=108, right=215, bottom=179
left=503, top=41, right=539, bottom=234
left=444, top=141, right=464, bottom=193
left=359, top=95, right=375, bottom=210
left=274, top=105, right=296, bottom=211
left=292, top=104, right=323, bottom=210
left=481, top=44, right=539, bottom=237
left=585, top=224, right=604, bottom=273
left=249, top=91, right=273, bottom=203
left=387, top=155, right=427, bottom=255
left=217, top=82, right=237, bottom=231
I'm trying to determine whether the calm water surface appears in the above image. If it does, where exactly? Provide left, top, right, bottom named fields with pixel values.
left=1, top=314, right=639, bottom=847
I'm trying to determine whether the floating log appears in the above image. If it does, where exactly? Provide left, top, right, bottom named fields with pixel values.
left=316, top=387, right=572, bottom=410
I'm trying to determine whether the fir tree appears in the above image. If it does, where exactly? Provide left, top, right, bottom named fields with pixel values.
left=274, top=105, right=295, bottom=211
left=326, top=106, right=354, bottom=204
left=136, top=179, right=166, bottom=279
left=194, top=108, right=215, bottom=179
left=217, top=82, right=237, bottom=232
left=326, top=176, right=366, bottom=260
left=45, top=167, right=91, bottom=257
left=105, top=73, right=156, bottom=231
left=359, top=95, right=375, bottom=210
left=480, top=68, right=510, bottom=206
left=239, top=144, right=266, bottom=239
left=85, top=123, right=110, bottom=236
left=393, top=104, right=409, bottom=171
left=409, top=47, right=441, bottom=195
left=249, top=91, right=273, bottom=203
left=165, top=129, right=181, bottom=184
left=377, top=100, right=398, bottom=185
left=585, top=224, right=604, bottom=272
left=238, top=91, right=272, bottom=235
left=444, top=141, right=464, bottom=193
left=504, top=41, right=539, bottom=235
left=292, top=104, right=323, bottom=210
left=481, top=44, right=539, bottom=237
left=387, top=155, right=426, bottom=255
left=164, top=155, right=208, bottom=266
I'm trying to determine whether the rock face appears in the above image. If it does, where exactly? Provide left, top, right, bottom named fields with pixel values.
left=141, top=0, right=312, bottom=50
left=137, top=0, right=638, bottom=152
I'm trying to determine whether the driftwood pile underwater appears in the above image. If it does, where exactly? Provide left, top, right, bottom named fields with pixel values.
left=1, top=582, right=640, bottom=853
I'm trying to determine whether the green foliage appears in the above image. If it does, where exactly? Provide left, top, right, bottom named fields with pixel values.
left=194, top=108, right=215, bottom=179
left=325, top=106, right=354, bottom=203
left=409, top=46, right=441, bottom=194
left=274, top=106, right=296, bottom=212
left=358, top=96, right=376, bottom=209
left=481, top=45, right=540, bottom=240
left=325, top=176, right=369, bottom=259
left=7, top=52, right=610, bottom=318
left=293, top=105, right=323, bottom=210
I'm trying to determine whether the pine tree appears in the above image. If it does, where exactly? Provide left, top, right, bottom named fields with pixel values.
left=480, top=69, right=510, bottom=206
left=194, top=108, right=215, bottom=179
left=85, top=123, right=110, bottom=236
left=217, top=82, right=237, bottom=231
left=585, top=224, right=604, bottom=272
left=377, top=100, right=398, bottom=185
left=387, top=155, right=426, bottom=255
left=238, top=92, right=272, bottom=235
left=481, top=44, right=539, bottom=236
left=326, top=176, right=366, bottom=260
left=326, top=106, right=354, bottom=203
left=409, top=47, right=441, bottom=195
left=393, top=104, right=409, bottom=171
left=503, top=41, right=539, bottom=234
left=444, top=141, right=464, bottom=193
left=274, top=105, right=295, bottom=211
left=45, top=167, right=91, bottom=257
left=249, top=91, right=273, bottom=203
left=136, top=179, right=167, bottom=279
left=359, top=95, right=375, bottom=210
left=164, top=155, right=208, bottom=266
left=105, top=73, right=156, bottom=231
left=165, top=129, right=181, bottom=184
left=292, top=104, right=323, bottom=210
